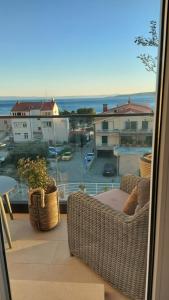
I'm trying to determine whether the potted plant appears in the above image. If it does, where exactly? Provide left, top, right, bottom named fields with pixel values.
left=78, top=183, right=86, bottom=193
left=18, top=157, right=60, bottom=231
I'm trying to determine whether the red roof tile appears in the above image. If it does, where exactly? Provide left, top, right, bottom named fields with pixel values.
left=11, top=101, right=55, bottom=112
left=103, top=101, right=153, bottom=114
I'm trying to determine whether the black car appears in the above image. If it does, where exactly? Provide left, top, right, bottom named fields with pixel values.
left=102, top=163, right=115, bottom=176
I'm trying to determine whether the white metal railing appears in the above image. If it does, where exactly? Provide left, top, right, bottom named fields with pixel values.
left=9, top=181, right=120, bottom=203
left=57, top=182, right=120, bottom=201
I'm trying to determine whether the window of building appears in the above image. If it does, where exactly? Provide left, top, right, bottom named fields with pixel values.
left=102, top=136, right=108, bottom=144
left=102, top=121, right=108, bottom=130
left=23, top=123, right=27, bottom=128
left=145, top=136, right=152, bottom=146
left=44, top=112, right=51, bottom=116
left=125, top=121, right=130, bottom=129
left=17, top=112, right=21, bottom=116
left=38, top=127, right=41, bottom=130
left=47, top=122, right=52, bottom=127
left=131, top=121, right=137, bottom=130
left=142, top=120, right=148, bottom=130
left=24, top=133, right=28, bottom=139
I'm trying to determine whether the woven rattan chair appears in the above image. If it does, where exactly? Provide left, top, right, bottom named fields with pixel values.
left=67, top=175, right=149, bottom=300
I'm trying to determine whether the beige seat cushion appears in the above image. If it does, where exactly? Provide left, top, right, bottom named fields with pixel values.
left=135, top=178, right=150, bottom=213
left=122, top=186, right=138, bottom=215
left=94, top=189, right=129, bottom=212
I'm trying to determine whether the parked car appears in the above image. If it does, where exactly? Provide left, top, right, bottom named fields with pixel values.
left=0, top=155, right=6, bottom=165
left=0, top=143, right=6, bottom=148
left=61, top=152, right=72, bottom=161
left=48, top=147, right=59, bottom=158
left=102, top=163, right=115, bottom=176
left=86, top=152, right=94, bottom=162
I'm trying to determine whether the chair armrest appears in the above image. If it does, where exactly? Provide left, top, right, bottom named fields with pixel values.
left=120, top=174, right=142, bottom=194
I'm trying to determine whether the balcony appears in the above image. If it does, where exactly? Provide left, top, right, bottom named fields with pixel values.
left=0, top=114, right=152, bottom=300
left=5, top=212, right=129, bottom=300
left=96, top=128, right=153, bottom=134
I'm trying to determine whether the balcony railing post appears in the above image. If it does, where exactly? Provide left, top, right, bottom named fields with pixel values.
left=63, top=184, right=66, bottom=201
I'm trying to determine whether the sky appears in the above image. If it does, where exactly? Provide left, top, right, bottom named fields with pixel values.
left=0, top=0, right=161, bottom=97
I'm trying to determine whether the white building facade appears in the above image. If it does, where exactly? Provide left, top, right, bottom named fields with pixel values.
left=95, top=101, right=154, bottom=157
left=11, top=100, right=69, bottom=144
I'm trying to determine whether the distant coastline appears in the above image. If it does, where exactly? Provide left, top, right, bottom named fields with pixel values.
left=0, top=91, right=155, bottom=101
left=0, top=92, right=156, bottom=116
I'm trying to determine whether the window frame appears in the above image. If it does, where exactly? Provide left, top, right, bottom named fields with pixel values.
left=101, top=135, right=108, bottom=144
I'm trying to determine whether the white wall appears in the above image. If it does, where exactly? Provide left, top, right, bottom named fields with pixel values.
left=53, top=118, right=69, bottom=143
left=118, top=154, right=140, bottom=175
left=11, top=119, right=32, bottom=142
left=11, top=103, right=69, bottom=144
left=95, top=115, right=154, bottom=131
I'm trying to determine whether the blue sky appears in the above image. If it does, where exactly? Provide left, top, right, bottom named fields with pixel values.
left=0, top=0, right=160, bottom=97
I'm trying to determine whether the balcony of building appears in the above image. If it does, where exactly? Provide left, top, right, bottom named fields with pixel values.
left=6, top=213, right=129, bottom=300
left=95, top=128, right=153, bottom=134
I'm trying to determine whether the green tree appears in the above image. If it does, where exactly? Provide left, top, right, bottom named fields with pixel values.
left=134, top=21, right=159, bottom=73
left=76, top=108, right=96, bottom=114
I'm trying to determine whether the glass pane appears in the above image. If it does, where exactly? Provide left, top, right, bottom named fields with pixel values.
left=0, top=0, right=161, bottom=299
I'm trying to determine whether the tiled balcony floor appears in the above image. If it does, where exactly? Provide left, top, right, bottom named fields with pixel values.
left=6, top=214, right=129, bottom=300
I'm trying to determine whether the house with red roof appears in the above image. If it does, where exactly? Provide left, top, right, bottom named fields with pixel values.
left=94, top=99, right=154, bottom=157
left=11, top=99, right=69, bottom=144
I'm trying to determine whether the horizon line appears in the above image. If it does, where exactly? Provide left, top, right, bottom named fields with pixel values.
left=0, top=91, right=156, bottom=99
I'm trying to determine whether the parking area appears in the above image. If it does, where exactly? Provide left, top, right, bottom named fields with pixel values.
left=49, top=145, right=118, bottom=184
left=0, top=140, right=120, bottom=191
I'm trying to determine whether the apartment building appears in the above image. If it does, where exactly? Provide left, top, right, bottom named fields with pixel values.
left=11, top=99, right=69, bottom=144
left=94, top=100, right=154, bottom=157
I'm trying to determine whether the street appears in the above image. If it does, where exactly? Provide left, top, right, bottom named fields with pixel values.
left=49, top=141, right=119, bottom=184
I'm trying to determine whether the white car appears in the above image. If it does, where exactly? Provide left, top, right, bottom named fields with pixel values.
left=86, top=152, right=94, bottom=162
left=0, top=156, right=5, bottom=163
left=61, top=152, right=72, bottom=161
left=0, top=143, right=6, bottom=148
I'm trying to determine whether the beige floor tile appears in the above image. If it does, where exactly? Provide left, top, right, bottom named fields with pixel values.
left=51, top=240, right=75, bottom=265
left=8, top=215, right=68, bottom=242
left=8, top=262, right=129, bottom=300
left=6, top=214, right=129, bottom=300
left=7, top=240, right=57, bottom=264
left=11, top=280, right=104, bottom=300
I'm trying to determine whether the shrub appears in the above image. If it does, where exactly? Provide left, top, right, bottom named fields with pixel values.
left=18, top=157, right=54, bottom=192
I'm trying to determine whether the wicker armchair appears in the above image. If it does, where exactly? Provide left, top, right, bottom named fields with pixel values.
left=67, top=175, right=149, bottom=300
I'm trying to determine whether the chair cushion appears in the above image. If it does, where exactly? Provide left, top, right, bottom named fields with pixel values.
left=135, top=178, right=150, bottom=213
left=94, top=189, right=129, bottom=211
left=122, top=186, right=138, bottom=215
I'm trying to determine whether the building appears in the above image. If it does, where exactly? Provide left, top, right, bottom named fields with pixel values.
left=11, top=99, right=69, bottom=144
left=0, top=118, right=12, bottom=140
left=94, top=100, right=154, bottom=157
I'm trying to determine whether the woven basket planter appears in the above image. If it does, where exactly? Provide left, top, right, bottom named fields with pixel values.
left=29, top=186, right=60, bottom=231
left=140, top=153, right=152, bottom=178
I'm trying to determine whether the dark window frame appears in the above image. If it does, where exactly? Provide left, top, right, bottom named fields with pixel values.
left=102, top=135, right=108, bottom=144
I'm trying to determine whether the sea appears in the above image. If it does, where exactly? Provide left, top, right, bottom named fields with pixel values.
left=0, top=92, right=156, bottom=116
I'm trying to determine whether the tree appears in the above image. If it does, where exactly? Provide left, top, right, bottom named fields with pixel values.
left=76, top=108, right=96, bottom=126
left=76, top=108, right=96, bottom=114
left=134, top=21, right=159, bottom=73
